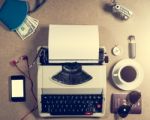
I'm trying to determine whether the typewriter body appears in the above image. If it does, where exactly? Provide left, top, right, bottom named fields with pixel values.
left=37, top=25, right=107, bottom=117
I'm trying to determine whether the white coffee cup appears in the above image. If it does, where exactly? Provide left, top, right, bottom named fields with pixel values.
left=112, top=59, right=144, bottom=90
left=113, top=65, right=139, bottom=85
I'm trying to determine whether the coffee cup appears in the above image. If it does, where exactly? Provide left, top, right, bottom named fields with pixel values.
left=112, top=59, right=144, bottom=90
left=113, top=65, right=138, bottom=85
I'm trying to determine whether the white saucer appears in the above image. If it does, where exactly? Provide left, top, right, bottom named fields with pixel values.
left=112, top=59, right=144, bottom=90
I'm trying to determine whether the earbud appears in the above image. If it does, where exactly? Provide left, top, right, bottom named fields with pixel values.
left=10, top=60, right=18, bottom=66
left=10, top=55, right=28, bottom=66
left=21, top=55, right=28, bottom=60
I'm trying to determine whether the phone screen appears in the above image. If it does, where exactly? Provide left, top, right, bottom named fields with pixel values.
left=10, top=75, right=25, bottom=102
left=11, top=80, right=24, bottom=97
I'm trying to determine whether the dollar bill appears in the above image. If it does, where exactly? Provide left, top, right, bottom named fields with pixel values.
left=16, top=15, right=39, bottom=40
left=27, top=15, right=39, bottom=26
left=16, top=19, right=34, bottom=40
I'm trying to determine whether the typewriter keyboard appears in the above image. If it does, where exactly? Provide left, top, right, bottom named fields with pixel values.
left=41, top=94, right=103, bottom=115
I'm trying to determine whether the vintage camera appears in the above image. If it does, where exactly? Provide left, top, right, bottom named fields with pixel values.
left=112, top=4, right=133, bottom=20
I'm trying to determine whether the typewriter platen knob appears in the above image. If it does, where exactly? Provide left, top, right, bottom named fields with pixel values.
left=104, top=56, right=109, bottom=63
left=99, top=47, right=109, bottom=64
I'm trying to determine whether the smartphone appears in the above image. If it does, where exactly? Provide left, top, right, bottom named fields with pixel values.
left=10, top=75, right=25, bottom=102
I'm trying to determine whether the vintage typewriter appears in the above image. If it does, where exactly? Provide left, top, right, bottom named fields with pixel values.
left=37, top=25, right=108, bottom=117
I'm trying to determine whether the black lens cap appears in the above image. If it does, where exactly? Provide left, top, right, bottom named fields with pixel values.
left=117, top=105, right=131, bottom=118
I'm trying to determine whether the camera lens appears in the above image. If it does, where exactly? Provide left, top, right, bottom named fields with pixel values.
left=116, top=5, right=120, bottom=9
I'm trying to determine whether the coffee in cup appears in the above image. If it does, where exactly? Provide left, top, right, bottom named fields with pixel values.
left=114, top=65, right=138, bottom=85
left=120, top=66, right=137, bottom=82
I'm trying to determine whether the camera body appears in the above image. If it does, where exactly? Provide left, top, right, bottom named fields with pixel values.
left=112, top=4, right=133, bottom=20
